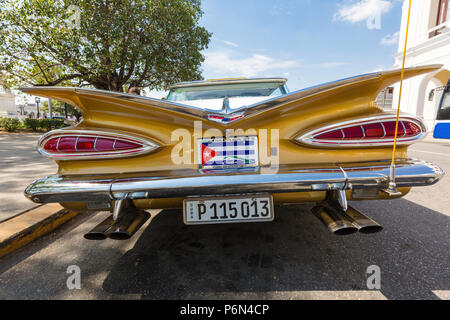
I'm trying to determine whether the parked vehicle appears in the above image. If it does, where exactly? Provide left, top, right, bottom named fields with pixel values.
left=433, top=78, right=450, bottom=139
left=21, top=65, right=444, bottom=240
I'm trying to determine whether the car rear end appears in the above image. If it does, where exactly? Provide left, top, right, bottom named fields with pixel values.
left=21, top=65, right=444, bottom=239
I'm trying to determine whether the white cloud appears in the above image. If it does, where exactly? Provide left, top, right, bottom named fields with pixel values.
left=371, top=65, right=385, bottom=72
left=312, top=62, right=350, bottom=69
left=380, top=31, right=399, bottom=45
left=221, top=40, right=239, bottom=47
left=334, top=0, right=393, bottom=24
left=203, top=51, right=299, bottom=77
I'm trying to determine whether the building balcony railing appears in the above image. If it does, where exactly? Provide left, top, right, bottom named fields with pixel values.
left=429, top=21, right=450, bottom=39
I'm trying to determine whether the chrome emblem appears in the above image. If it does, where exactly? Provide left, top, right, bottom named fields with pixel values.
left=207, top=113, right=244, bottom=124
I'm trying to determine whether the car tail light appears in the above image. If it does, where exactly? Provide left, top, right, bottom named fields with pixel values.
left=297, top=116, right=426, bottom=147
left=39, top=130, right=158, bottom=160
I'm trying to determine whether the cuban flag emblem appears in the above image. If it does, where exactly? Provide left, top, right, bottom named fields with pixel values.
left=201, top=144, right=217, bottom=164
left=198, top=136, right=259, bottom=169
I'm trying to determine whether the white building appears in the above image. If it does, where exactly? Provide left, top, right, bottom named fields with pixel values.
left=392, top=0, right=450, bottom=130
left=0, top=89, right=16, bottom=117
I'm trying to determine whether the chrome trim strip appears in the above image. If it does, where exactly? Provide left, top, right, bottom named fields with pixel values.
left=400, top=121, right=407, bottom=137
left=380, top=122, right=386, bottom=138
left=339, top=166, right=349, bottom=189
left=24, top=159, right=444, bottom=204
left=38, top=129, right=159, bottom=160
left=74, top=136, right=79, bottom=152
left=56, top=137, right=61, bottom=152
left=93, top=137, right=98, bottom=152
left=170, top=78, right=288, bottom=89
left=296, top=115, right=427, bottom=147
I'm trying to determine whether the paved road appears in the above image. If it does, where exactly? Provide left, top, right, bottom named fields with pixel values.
left=0, top=133, right=56, bottom=221
left=0, top=139, right=448, bottom=300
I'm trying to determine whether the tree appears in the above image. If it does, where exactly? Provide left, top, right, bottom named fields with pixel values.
left=41, top=100, right=65, bottom=115
left=0, top=0, right=211, bottom=92
left=41, top=100, right=82, bottom=119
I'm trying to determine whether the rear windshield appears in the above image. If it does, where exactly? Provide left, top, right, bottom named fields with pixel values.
left=166, top=82, right=287, bottom=102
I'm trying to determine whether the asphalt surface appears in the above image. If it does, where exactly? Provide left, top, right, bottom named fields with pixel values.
left=0, top=136, right=448, bottom=300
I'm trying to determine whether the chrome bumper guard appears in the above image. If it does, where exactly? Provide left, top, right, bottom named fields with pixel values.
left=24, top=159, right=444, bottom=204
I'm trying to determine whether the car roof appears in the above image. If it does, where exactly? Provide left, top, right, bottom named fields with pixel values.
left=169, top=77, right=288, bottom=89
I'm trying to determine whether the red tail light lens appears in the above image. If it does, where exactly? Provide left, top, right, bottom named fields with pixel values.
left=39, top=130, right=158, bottom=160
left=342, top=126, right=364, bottom=139
left=58, top=136, right=78, bottom=152
left=76, top=137, right=96, bottom=151
left=297, top=117, right=425, bottom=147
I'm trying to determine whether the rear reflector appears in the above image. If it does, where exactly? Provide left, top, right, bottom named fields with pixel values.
left=297, top=116, right=426, bottom=147
left=39, top=130, right=158, bottom=160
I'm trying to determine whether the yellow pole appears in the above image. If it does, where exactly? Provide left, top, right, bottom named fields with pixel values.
left=387, top=0, right=412, bottom=195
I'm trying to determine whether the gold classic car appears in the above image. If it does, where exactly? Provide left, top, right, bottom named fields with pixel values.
left=21, top=65, right=444, bottom=239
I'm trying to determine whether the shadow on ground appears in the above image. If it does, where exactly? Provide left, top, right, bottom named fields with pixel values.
left=102, top=198, right=450, bottom=300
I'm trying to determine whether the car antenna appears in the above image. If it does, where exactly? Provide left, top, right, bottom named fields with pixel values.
left=385, top=0, right=412, bottom=196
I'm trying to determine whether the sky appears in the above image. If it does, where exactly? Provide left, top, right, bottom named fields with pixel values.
left=186, top=0, right=404, bottom=94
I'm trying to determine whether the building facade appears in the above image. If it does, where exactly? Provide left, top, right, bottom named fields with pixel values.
left=0, top=89, right=16, bottom=117
left=392, top=0, right=450, bottom=132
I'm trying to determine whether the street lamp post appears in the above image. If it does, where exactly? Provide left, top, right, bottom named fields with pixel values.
left=35, top=97, right=40, bottom=119
left=48, top=98, right=53, bottom=119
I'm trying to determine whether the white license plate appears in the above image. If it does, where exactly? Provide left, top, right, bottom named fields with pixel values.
left=183, top=195, right=274, bottom=225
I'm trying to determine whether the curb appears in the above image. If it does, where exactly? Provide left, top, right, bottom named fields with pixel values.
left=0, top=204, right=80, bottom=259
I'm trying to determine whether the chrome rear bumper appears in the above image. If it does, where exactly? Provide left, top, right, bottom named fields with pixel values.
left=24, top=159, right=444, bottom=204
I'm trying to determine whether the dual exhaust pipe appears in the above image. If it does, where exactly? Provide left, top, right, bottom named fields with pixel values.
left=84, top=205, right=150, bottom=240
left=312, top=205, right=383, bottom=235
left=85, top=193, right=381, bottom=239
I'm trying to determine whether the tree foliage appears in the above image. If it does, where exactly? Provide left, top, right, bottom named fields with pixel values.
left=0, top=0, right=211, bottom=92
left=41, top=100, right=82, bottom=118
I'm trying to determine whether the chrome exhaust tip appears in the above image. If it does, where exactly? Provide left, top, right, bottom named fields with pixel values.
left=84, top=215, right=116, bottom=240
left=312, top=206, right=358, bottom=235
left=345, top=206, right=383, bottom=234
left=105, top=209, right=150, bottom=240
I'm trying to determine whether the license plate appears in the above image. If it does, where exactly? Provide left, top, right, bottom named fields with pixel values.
left=183, top=195, right=274, bottom=225
left=197, top=136, right=258, bottom=169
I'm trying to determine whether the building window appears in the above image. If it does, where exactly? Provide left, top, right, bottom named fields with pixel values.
left=436, top=0, right=449, bottom=26
left=429, top=0, right=449, bottom=38
left=376, top=87, right=394, bottom=109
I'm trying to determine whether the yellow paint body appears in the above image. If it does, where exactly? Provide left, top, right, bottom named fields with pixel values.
left=22, top=66, right=441, bottom=210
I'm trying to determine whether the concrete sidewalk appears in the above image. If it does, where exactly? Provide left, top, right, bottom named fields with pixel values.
left=0, top=133, right=57, bottom=221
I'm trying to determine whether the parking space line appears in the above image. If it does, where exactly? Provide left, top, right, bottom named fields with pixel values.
left=409, top=149, right=450, bottom=157
left=432, top=291, right=450, bottom=300
left=190, top=290, right=388, bottom=300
